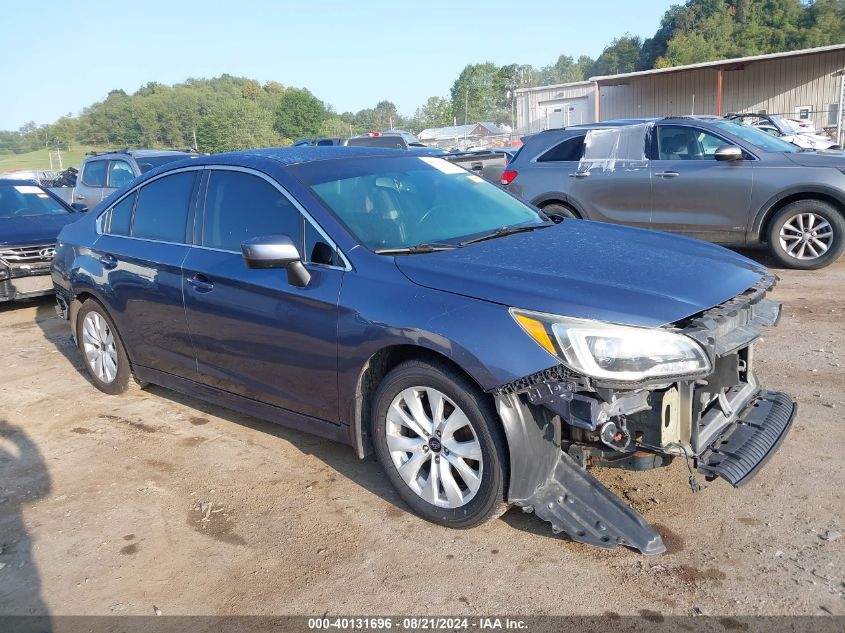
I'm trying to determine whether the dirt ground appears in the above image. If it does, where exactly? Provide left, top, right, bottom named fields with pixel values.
left=0, top=250, right=843, bottom=619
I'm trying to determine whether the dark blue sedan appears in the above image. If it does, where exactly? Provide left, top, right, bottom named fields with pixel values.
left=0, top=179, right=84, bottom=303
left=52, top=147, right=796, bottom=554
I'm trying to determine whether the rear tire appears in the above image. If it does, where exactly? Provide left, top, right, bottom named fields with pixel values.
left=542, top=202, right=579, bottom=223
left=371, top=360, right=509, bottom=529
left=75, top=299, right=140, bottom=395
left=767, top=200, right=845, bottom=269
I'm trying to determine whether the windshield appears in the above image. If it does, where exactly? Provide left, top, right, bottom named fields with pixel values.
left=135, top=154, right=192, bottom=173
left=712, top=120, right=799, bottom=153
left=299, top=156, right=544, bottom=251
left=0, top=184, right=68, bottom=218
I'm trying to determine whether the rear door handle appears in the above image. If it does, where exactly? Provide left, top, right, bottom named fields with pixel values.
left=568, top=172, right=589, bottom=178
left=655, top=171, right=680, bottom=178
left=98, top=254, right=117, bottom=270
left=187, top=274, right=214, bottom=293
left=76, top=194, right=86, bottom=200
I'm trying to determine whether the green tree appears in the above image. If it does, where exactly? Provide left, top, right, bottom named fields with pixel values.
left=589, top=35, right=644, bottom=76
left=196, top=99, right=280, bottom=153
left=273, top=89, right=326, bottom=140
left=450, top=62, right=509, bottom=124
left=413, top=96, right=454, bottom=129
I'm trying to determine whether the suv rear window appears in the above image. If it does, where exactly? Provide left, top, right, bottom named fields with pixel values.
left=538, top=135, right=586, bottom=162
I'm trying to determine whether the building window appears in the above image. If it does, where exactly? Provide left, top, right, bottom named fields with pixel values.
left=828, top=104, right=839, bottom=126
left=757, top=109, right=767, bottom=115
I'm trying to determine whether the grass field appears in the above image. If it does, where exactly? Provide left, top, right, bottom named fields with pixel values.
left=0, top=146, right=109, bottom=173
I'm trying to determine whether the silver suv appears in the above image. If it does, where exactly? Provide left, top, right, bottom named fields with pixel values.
left=504, top=117, right=845, bottom=269
left=74, top=149, right=199, bottom=206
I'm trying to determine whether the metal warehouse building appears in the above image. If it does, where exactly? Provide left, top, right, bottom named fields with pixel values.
left=515, top=43, right=845, bottom=143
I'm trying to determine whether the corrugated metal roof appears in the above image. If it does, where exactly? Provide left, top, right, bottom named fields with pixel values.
left=590, top=43, right=845, bottom=83
left=513, top=80, right=594, bottom=94
left=418, top=122, right=509, bottom=141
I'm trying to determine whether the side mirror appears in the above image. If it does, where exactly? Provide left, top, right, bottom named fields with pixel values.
left=714, top=145, right=743, bottom=161
left=71, top=202, right=88, bottom=212
left=241, top=234, right=311, bottom=288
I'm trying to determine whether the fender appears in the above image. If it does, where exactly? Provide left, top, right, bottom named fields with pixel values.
left=750, top=185, right=845, bottom=241
left=530, top=192, right=587, bottom=218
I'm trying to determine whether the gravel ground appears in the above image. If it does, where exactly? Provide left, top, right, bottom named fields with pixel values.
left=0, top=251, right=842, bottom=619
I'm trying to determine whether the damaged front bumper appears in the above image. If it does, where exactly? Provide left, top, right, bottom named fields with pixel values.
left=493, top=274, right=797, bottom=555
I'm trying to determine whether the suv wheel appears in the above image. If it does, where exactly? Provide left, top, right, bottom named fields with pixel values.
left=767, top=200, right=845, bottom=269
left=542, top=203, right=579, bottom=223
left=76, top=300, right=139, bottom=395
left=371, top=360, right=508, bottom=528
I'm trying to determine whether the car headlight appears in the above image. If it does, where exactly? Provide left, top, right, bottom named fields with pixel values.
left=511, top=308, right=711, bottom=382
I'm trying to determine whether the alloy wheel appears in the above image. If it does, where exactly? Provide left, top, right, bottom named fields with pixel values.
left=81, top=312, right=118, bottom=383
left=385, top=387, right=483, bottom=509
left=778, top=212, right=834, bottom=261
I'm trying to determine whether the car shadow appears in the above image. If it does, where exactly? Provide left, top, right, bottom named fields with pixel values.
left=731, top=246, right=784, bottom=269
left=0, top=419, right=52, bottom=627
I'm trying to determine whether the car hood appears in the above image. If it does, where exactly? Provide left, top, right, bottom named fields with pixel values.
left=784, top=150, right=845, bottom=167
left=0, top=213, right=79, bottom=247
left=394, top=221, right=767, bottom=328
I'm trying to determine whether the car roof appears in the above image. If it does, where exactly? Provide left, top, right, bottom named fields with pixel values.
left=0, top=178, right=44, bottom=186
left=192, top=146, right=408, bottom=167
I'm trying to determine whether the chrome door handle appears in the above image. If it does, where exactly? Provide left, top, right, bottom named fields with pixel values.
left=187, top=274, right=214, bottom=293
left=655, top=171, right=680, bottom=178
left=568, top=172, right=590, bottom=178
left=76, top=194, right=86, bottom=200
left=98, top=254, right=117, bottom=270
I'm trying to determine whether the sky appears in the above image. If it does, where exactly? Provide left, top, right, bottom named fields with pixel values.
left=0, top=0, right=672, bottom=130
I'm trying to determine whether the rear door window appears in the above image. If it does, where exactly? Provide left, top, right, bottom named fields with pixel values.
left=202, top=170, right=301, bottom=252
left=537, top=135, right=586, bottom=162
left=81, top=160, right=107, bottom=187
left=132, top=171, right=196, bottom=243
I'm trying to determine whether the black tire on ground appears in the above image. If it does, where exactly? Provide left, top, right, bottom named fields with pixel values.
left=766, top=200, right=845, bottom=270
left=371, top=359, right=509, bottom=529
left=75, top=299, right=139, bottom=395
left=542, top=202, right=580, bottom=223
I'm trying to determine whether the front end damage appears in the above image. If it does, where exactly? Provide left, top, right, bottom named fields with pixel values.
left=493, top=274, right=796, bottom=555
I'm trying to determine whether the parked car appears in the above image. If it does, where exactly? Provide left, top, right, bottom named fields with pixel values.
left=53, top=147, right=796, bottom=554
left=504, top=116, right=845, bottom=269
left=443, top=148, right=519, bottom=184
left=725, top=112, right=839, bottom=150
left=292, top=138, right=344, bottom=147
left=344, top=132, right=429, bottom=150
left=0, top=179, right=85, bottom=302
left=70, top=149, right=201, bottom=206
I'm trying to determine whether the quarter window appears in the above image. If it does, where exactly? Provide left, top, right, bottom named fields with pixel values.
left=132, top=171, right=196, bottom=243
left=537, top=135, right=586, bottom=162
left=202, top=171, right=301, bottom=252
left=81, top=160, right=107, bottom=187
left=108, top=160, right=135, bottom=188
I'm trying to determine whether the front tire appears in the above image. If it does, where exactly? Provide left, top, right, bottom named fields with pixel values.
left=371, top=360, right=508, bottom=528
left=767, top=200, right=845, bottom=269
left=75, top=299, right=137, bottom=395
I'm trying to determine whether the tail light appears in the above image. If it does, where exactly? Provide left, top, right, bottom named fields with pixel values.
left=501, top=169, right=518, bottom=185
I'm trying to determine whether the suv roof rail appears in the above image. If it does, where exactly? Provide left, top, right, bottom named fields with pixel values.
left=85, top=146, right=129, bottom=157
